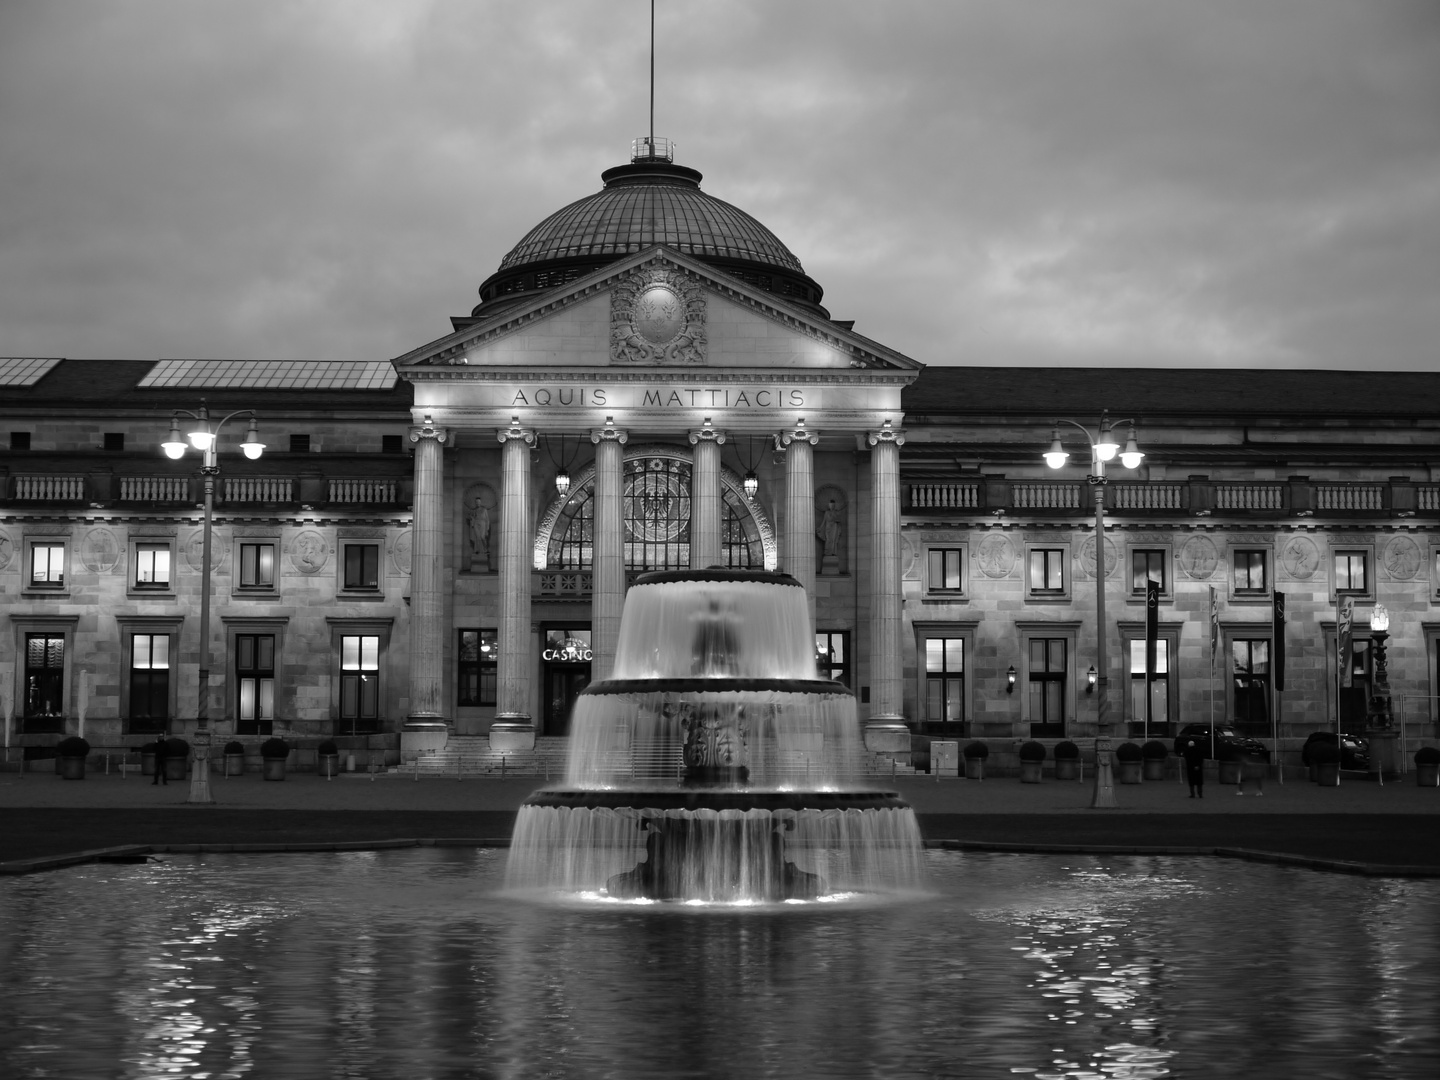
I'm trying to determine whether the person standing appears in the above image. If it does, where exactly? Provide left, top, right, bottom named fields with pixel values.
left=1182, top=737, right=1205, bottom=798
left=152, top=739, right=169, bottom=786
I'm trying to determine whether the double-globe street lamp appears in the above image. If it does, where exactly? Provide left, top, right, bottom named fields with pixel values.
left=162, top=407, right=264, bottom=804
left=1043, top=414, right=1144, bottom=809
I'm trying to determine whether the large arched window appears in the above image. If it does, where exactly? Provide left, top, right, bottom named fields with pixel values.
left=535, top=446, right=776, bottom=572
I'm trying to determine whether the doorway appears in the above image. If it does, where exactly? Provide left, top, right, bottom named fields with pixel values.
left=541, top=627, right=592, bottom=737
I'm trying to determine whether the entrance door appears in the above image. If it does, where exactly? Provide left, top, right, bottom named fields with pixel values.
left=544, top=667, right=590, bottom=737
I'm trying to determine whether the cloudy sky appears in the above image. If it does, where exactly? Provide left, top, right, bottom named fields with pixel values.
left=1, top=0, right=1437, bottom=370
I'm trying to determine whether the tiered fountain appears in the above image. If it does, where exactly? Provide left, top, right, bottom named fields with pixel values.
left=507, top=569, right=925, bottom=903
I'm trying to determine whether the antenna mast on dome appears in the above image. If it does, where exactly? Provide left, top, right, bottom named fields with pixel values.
left=633, top=0, right=673, bottom=163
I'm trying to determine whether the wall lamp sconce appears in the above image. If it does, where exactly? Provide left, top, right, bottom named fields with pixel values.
left=1087, top=665, right=1097, bottom=693
left=1006, top=665, right=1016, bottom=694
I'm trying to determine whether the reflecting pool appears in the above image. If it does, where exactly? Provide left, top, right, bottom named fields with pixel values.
left=1, top=849, right=1438, bottom=1079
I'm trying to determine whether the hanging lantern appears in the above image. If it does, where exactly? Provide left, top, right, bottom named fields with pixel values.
left=554, top=469, right=571, bottom=496
left=743, top=470, right=759, bottom=499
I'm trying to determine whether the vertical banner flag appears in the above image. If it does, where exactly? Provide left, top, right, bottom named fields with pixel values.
left=1272, top=591, right=1286, bottom=693
left=1338, top=595, right=1355, bottom=688
left=1208, top=585, right=1219, bottom=667
left=1145, top=579, right=1160, bottom=683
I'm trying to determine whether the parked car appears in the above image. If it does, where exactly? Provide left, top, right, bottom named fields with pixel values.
left=1173, top=724, right=1271, bottom=762
left=1301, top=731, right=1370, bottom=770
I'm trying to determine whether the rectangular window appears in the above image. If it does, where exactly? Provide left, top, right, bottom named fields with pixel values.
left=339, top=634, right=380, bottom=734
left=1128, top=639, right=1169, bottom=736
left=30, top=542, right=65, bottom=588
left=1028, top=549, right=1065, bottom=595
left=104, top=432, right=125, bottom=451
left=457, top=629, right=498, bottom=706
left=1028, top=638, right=1066, bottom=737
left=1131, top=549, right=1166, bottom=594
left=927, top=549, right=964, bottom=593
left=924, top=637, right=965, bottom=734
left=1335, top=551, right=1368, bottom=593
left=1232, top=639, right=1270, bottom=733
left=290, top=434, right=311, bottom=453
left=236, top=634, right=276, bottom=736
left=239, top=542, right=276, bottom=588
left=134, top=543, right=171, bottom=588
left=816, top=630, right=850, bottom=687
left=129, top=633, right=170, bottom=733
left=1233, top=549, right=1268, bottom=594
left=343, top=544, right=380, bottom=590
left=23, top=633, right=65, bottom=728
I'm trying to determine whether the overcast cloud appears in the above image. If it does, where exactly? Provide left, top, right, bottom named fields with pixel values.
left=1, top=0, right=1437, bottom=370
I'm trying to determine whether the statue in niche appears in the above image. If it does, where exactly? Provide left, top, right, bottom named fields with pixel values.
left=466, top=497, right=493, bottom=572
left=816, top=498, right=845, bottom=575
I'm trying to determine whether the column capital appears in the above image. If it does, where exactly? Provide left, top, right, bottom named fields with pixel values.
left=775, top=418, right=819, bottom=450
left=591, top=417, right=629, bottom=445
left=497, top=415, right=536, bottom=446
left=688, top=417, right=727, bottom=446
left=409, top=411, right=449, bottom=444
left=866, top=419, right=906, bottom=447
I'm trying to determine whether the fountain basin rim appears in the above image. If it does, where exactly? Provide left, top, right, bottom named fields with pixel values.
left=582, top=677, right=853, bottom=697
left=631, top=568, right=804, bottom=588
left=521, top=788, right=911, bottom=812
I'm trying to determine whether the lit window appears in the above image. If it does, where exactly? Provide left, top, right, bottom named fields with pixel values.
left=129, top=633, right=170, bottom=732
left=30, top=542, right=64, bottom=588
left=1128, top=639, right=1169, bottom=734
left=1028, top=549, right=1065, bottom=594
left=924, top=637, right=964, bottom=734
left=1233, top=549, right=1267, bottom=594
left=239, top=542, right=276, bottom=588
left=236, top=634, right=276, bottom=736
left=24, top=634, right=65, bottom=725
left=134, top=543, right=171, bottom=588
left=816, top=631, right=850, bottom=687
left=458, top=629, right=497, bottom=706
left=1131, top=549, right=1166, bottom=594
left=340, top=634, right=380, bottom=733
left=1335, top=551, right=1368, bottom=593
left=928, top=549, right=963, bottom=593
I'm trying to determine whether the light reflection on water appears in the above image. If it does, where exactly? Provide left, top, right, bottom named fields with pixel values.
left=1, top=849, right=1437, bottom=1079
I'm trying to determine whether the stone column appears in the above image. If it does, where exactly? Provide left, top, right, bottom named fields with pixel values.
left=777, top=420, right=819, bottom=629
left=865, top=420, right=910, bottom=753
left=403, top=414, right=450, bottom=759
left=591, top=419, right=628, bottom=682
left=491, top=417, right=536, bottom=751
left=688, top=418, right=725, bottom=569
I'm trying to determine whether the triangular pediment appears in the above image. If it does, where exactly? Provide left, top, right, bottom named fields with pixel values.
left=391, top=247, right=921, bottom=374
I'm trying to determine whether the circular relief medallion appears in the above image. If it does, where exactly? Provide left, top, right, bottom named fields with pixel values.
left=1383, top=535, right=1422, bottom=580
left=184, top=531, right=226, bottom=573
left=1078, top=536, right=1119, bottom=579
left=635, top=285, right=685, bottom=345
left=81, top=527, right=121, bottom=573
left=0, top=529, right=13, bottom=572
left=391, top=529, right=413, bottom=576
left=976, top=533, right=1015, bottom=579
left=1280, top=536, right=1319, bottom=580
left=625, top=470, right=688, bottom=543
left=289, top=529, right=329, bottom=575
left=1178, top=535, right=1219, bottom=580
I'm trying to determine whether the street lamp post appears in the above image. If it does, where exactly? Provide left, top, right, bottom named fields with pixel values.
left=1043, top=413, right=1144, bottom=809
left=162, top=406, right=264, bottom=804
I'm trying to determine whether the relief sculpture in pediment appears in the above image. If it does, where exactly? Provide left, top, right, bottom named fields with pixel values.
left=610, top=267, right=706, bottom=365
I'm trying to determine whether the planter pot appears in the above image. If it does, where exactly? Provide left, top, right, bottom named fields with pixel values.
left=59, top=756, right=86, bottom=780
left=1019, top=760, right=1042, bottom=784
left=1142, top=759, right=1166, bottom=782
left=1055, top=758, right=1080, bottom=781
left=1315, top=762, right=1340, bottom=786
left=262, top=757, right=287, bottom=781
left=1416, top=763, right=1438, bottom=787
left=1308, top=764, right=1319, bottom=783
left=164, top=756, right=188, bottom=781
left=224, top=753, right=245, bottom=777
left=1218, top=761, right=1243, bottom=785
left=1118, top=760, right=1143, bottom=785
left=318, top=754, right=340, bottom=778
left=141, top=752, right=156, bottom=777
left=963, top=757, right=985, bottom=780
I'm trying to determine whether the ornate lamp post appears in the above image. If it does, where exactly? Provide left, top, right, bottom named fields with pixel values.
left=162, top=406, right=264, bottom=804
left=1367, top=604, right=1396, bottom=779
left=1043, top=413, right=1144, bottom=809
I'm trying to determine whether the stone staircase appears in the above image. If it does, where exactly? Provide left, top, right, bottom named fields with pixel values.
left=405, top=736, right=919, bottom=782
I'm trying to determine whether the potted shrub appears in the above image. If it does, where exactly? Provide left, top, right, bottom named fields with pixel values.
left=1141, top=739, right=1169, bottom=781
left=260, top=737, right=290, bottom=781
left=1414, top=746, right=1439, bottom=788
left=223, top=740, right=246, bottom=777
left=1053, top=740, right=1081, bottom=781
left=57, top=735, right=90, bottom=780
left=317, top=739, right=340, bottom=779
left=1018, top=740, right=1045, bottom=784
left=1310, top=740, right=1340, bottom=786
left=163, top=737, right=190, bottom=781
left=962, top=741, right=988, bottom=780
left=1115, top=741, right=1144, bottom=784
left=1217, top=744, right=1244, bottom=786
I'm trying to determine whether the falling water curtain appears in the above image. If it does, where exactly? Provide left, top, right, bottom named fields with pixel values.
left=1144, top=580, right=1159, bottom=740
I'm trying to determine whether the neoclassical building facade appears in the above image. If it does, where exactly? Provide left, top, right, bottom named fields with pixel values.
left=3, top=144, right=1439, bottom=770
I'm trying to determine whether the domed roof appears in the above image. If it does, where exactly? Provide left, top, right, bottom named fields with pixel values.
left=472, top=144, right=827, bottom=319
